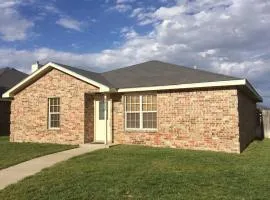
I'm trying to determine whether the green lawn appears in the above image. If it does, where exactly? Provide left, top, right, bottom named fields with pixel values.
left=0, top=136, right=77, bottom=169
left=1, top=140, right=270, bottom=200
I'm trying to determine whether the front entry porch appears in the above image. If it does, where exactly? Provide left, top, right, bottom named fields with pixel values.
left=85, top=93, right=113, bottom=145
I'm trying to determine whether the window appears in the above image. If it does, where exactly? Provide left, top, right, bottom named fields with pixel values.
left=125, top=96, right=140, bottom=129
left=125, top=94, right=157, bottom=130
left=48, top=98, right=60, bottom=129
left=99, top=100, right=106, bottom=120
left=142, top=95, right=157, bottom=129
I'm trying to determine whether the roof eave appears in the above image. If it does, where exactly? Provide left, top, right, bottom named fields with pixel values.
left=117, top=79, right=262, bottom=102
left=244, top=79, right=263, bottom=102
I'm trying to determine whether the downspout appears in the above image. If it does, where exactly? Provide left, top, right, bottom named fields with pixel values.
left=104, top=94, right=108, bottom=145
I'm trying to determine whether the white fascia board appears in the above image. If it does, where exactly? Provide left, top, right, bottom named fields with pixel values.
left=2, top=62, right=111, bottom=98
left=117, top=79, right=262, bottom=102
left=117, top=79, right=246, bottom=92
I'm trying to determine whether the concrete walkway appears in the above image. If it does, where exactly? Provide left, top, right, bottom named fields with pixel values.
left=0, top=144, right=105, bottom=190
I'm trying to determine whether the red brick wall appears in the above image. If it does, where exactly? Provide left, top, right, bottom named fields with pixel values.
left=84, top=93, right=95, bottom=143
left=10, top=69, right=98, bottom=144
left=112, top=88, right=241, bottom=153
left=237, top=91, right=257, bottom=152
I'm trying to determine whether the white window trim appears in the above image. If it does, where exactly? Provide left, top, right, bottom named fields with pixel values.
left=125, top=95, right=157, bottom=131
left=48, top=97, right=60, bottom=130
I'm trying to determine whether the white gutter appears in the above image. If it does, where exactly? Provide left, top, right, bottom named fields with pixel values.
left=117, top=79, right=262, bottom=102
left=118, top=80, right=246, bottom=92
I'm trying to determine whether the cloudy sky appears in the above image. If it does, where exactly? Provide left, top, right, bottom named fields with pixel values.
left=0, top=0, right=270, bottom=105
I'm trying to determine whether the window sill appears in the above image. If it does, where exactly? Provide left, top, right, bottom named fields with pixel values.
left=48, top=128, right=60, bottom=131
left=125, top=129, right=157, bottom=133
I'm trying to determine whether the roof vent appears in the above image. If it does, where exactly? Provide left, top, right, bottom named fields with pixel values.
left=31, top=61, right=41, bottom=73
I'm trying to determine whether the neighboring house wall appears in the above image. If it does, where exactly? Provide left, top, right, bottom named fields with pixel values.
left=0, top=100, right=11, bottom=136
left=238, top=91, right=257, bottom=151
left=10, top=69, right=98, bottom=144
left=112, top=88, right=241, bottom=153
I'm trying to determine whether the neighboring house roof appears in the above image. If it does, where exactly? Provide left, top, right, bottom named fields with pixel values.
left=0, top=67, right=27, bottom=98
left=2, top=61, right=262, bottom=102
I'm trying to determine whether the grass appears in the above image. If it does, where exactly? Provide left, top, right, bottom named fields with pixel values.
left=1, top=140, right=270, bottom=200
left=0, top=136, right=77, bottom=169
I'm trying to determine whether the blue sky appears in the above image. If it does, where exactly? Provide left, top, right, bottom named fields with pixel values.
left=0, top=0, right=163, bottom=53
left=0, top=0, right=270, bottom=105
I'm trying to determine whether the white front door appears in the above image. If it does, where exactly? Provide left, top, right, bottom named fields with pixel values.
left=95, top=99, right=107, bottom=142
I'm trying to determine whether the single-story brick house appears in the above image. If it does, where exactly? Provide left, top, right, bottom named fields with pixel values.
left=2, top=61, right=262, bottom=153
left=0, top=68, right=27, bottom=136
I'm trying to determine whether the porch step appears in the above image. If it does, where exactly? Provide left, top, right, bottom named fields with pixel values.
left=79, top=144, right=106, bottom=149
left=90, top=142, right=105, bottom=144
left=79, top=143, right=119, bottom=149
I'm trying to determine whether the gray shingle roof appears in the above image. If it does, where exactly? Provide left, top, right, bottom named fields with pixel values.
left=53, top=62, right=114, bottom=87
left=4, top=61, right=262, bottom=101
left=0, top=68, right=6, bottom=76
left=56, top=60, right=241, bottom=89
left=101, top=61, right=241, bottom=88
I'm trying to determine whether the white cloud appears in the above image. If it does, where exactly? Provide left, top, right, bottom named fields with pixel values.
left=0, top=0, right=34, bottom=41
left=198, top=49, right=217, bottom=58
left=120, top=26, right=138, bottom=39
left=0, top=1, right=17, bottom=9
left=107, top=0, right=135, bottom=13
left=43, top=4, right=61, bottom=14
left=108, top=4, right=132, bottom=13
left=130, top=8, right=144, bottom=17
left=39, top=3, right=87, bottom=31
left=56, top=17, right=83, bottom=31
left=116, top=0, right=135, bottom=3
left=154, top=6, right=185, bottom=19
left=129, top=7, right=156, bottom=25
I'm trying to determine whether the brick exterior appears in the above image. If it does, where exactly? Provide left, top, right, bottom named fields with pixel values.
left=10, top=69, right=98, bottom=145
left=112, top=89, right=243, bottom=153
left=237, top=91, right=257, bottom=152
left=10, top=69, right=257, bottom=153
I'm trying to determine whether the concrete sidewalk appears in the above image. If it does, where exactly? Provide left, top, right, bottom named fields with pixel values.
left=0, top=144, right=105, bottom=190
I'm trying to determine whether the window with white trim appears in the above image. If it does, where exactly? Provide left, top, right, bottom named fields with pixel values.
left=125, top=94, right=157, bottom=130
left=48, top=98, right=60, bottom=129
